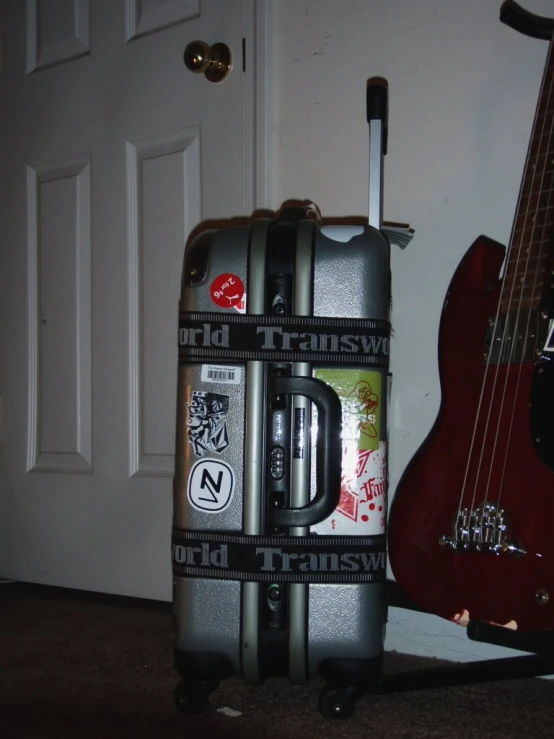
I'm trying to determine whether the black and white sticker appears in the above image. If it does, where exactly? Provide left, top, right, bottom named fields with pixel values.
left=187, top=459, right=235, bottom=513
left=187, top=390, right=230, bottom=457
left=200, top=365, right=242, bottom=385
left=543, top=320, right=554, bottom=352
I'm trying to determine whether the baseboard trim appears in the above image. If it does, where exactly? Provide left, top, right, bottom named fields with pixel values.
left=0, top=580, right=172, bottom=611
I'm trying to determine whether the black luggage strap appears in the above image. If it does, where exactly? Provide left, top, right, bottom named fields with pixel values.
left=172, top=529, right=386, bottom=584
left=178, top=312, right=390, bottom=367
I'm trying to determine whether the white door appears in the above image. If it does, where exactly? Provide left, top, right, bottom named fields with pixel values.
left=0, top=0, right=264, bottom=600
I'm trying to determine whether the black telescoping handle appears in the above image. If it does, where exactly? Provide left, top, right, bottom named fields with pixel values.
left=269, top=375, right=342, bottom=528
left=366, top=76, right=388, bottom=155
left=366, top=76, right=388, bottom=229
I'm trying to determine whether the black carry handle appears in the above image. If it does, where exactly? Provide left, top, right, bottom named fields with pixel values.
left=269, top=375, right=342, bottom=528
left=366, top=76, right=388, bottom=155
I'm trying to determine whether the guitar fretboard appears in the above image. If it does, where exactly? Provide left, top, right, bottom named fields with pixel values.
left=500, top=38, right=554, bottom=313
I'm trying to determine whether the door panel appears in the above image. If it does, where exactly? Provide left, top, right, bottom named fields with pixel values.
left=125, top=0, right=200, bottom=41
left=27, top=0, right=91, bottom=72
left=127, top=128, right=200, bottom=478
left=27, top=154, right=92, bottom=474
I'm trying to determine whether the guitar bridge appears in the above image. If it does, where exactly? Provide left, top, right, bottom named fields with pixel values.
left=439, top=501, right=526, bottom=556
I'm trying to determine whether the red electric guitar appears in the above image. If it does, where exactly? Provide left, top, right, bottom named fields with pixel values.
left=388, top=1, right=554, bottom=632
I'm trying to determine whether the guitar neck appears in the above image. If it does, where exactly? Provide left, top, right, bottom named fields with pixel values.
left=501, top=36, right=554, bottom=313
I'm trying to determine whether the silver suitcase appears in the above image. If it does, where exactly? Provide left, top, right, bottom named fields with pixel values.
left=172, top=79, right=391, bottom=719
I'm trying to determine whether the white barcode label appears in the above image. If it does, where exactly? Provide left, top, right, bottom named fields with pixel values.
left=201, top=365, right=242, bottom=385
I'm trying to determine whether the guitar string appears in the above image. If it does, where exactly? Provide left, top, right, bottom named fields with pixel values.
left=459, top=284, right=514, bottom=519
left=478, top=41, right=554, bottom=537
left=455, top=230, right=520, bottom=522
left=463, top=214, right=527, bottom=521
left=478, top=42, right=554, bottom=531
left=456, top=39, right=554, bottom=538
left=454, top=202, right=523, bottom=523
left=494, top=43, right=554, bottom=517
left=459, top=137, right=537, bottom=521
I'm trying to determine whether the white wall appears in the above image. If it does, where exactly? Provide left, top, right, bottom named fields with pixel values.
left=272, top=0, right=552, bottom=663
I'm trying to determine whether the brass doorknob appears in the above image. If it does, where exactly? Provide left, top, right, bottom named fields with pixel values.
left=183, top=40, right=233, bottom=83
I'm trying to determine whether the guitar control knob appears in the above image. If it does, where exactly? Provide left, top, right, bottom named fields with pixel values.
left=536, top=589, right=550, bottom=605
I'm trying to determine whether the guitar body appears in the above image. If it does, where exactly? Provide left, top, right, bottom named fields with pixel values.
left=388, top=236, right=554, bottom=630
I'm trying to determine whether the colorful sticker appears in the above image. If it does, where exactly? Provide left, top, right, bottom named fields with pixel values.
left=313, top=369, right=387, bottom=536
left=210, top=273, right=245, bottom=309
left=187, top=458, right=235, bottom=513
left=233, top=292, right=247, bottom=314
left=187, top=390, right=230, bottom=457
left=200, top=364, right=242, bottom=385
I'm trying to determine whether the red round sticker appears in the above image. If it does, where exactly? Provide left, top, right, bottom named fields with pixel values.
left=210, top=273, right=245, bottom=309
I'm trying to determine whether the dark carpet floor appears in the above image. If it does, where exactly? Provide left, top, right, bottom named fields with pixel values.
left=1, top=582, right=554, bottom=738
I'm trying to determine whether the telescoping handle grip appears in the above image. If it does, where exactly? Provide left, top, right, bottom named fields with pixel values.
left=366, top=76, right=388, bottom=230
left=366, top=77, right=388, bottom=152
left=268, top=375, right=342, bottom=528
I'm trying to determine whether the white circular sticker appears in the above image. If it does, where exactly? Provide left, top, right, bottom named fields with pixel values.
left=187, top=459, right=235, bottom=513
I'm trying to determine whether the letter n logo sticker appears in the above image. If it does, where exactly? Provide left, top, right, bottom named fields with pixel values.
left=187, top=459, right=235, bottom=513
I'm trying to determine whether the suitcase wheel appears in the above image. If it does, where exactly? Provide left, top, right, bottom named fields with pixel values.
left=174, top=677, right=219, bottom=714
left=317, top=684, right=358, bottom=720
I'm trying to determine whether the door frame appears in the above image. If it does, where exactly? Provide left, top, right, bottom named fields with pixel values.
left=247, top=0, right=273, bottom=212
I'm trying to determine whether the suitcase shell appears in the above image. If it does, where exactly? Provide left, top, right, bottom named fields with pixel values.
left=172, top=79, right=391, bottom=714
left=173, top=219, right=390, bottom=682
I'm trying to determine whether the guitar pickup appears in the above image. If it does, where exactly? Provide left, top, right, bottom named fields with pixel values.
left=484, top=310, right=544, bottom=364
